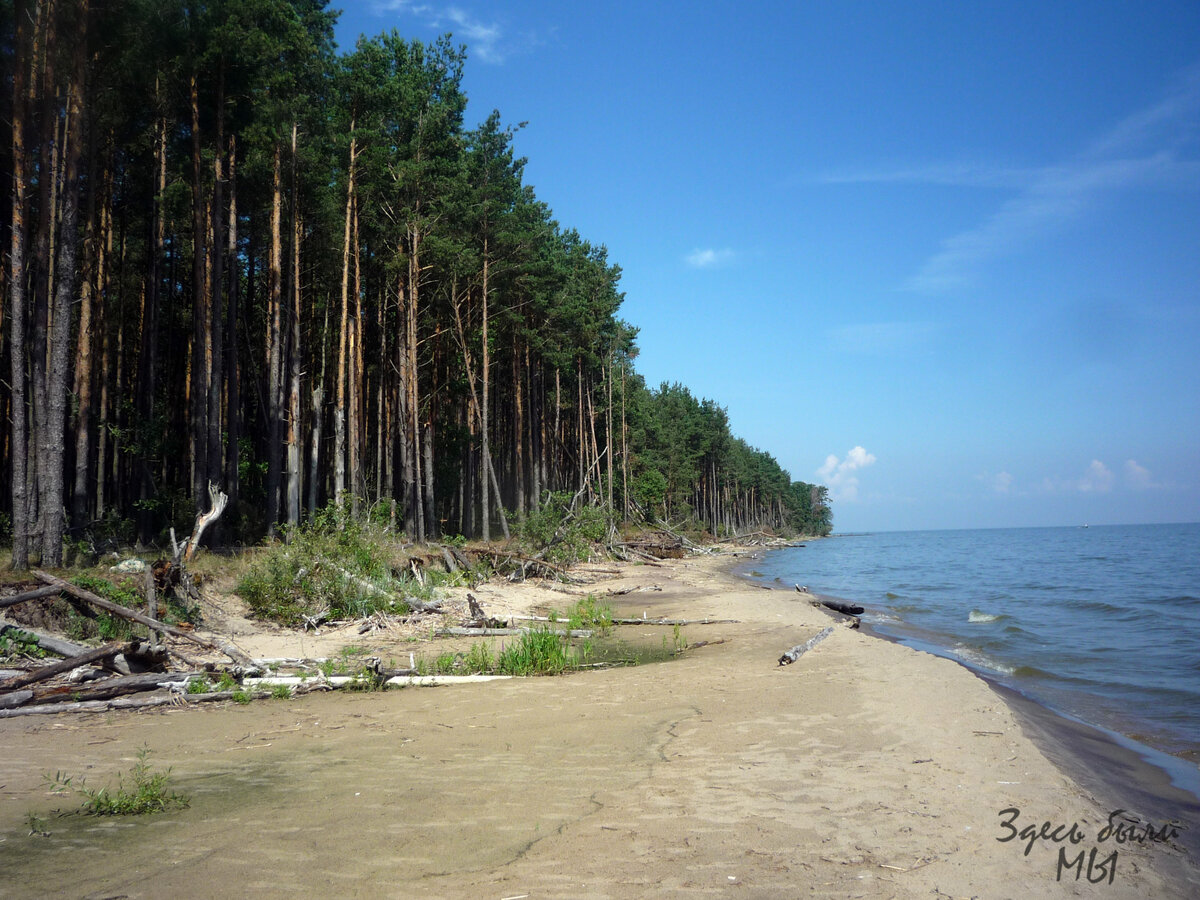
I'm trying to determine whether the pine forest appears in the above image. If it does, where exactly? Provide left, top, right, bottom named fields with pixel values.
left=0, top=0, right=831, bottom=569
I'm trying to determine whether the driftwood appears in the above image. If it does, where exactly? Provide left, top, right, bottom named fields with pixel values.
left=816, top=598, right=865, bottom=616
left=0, top=622, right=91, bottom=659
left=778, top=626, right=835, bottom=666
left=32, top=570, right=253, bottom=666
left=795, top=585, right=863, bottom=616
left=24, top=671, right=192, bottom=705
left=0, top=688, right=276, bottom=718
left=610, top=617, right=738, bottom=626
left=605, top=584, right=662, bottom=596
left=0, top=690, right=35, bottom=709
left=0, top=641, right=133, bottom=692
left=437, top=626, right=594, bottom=638
left=0, top=585, right=63, bottom=610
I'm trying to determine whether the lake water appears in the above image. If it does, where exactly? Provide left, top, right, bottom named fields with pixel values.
left=743, top=523, right=1200, bottom=773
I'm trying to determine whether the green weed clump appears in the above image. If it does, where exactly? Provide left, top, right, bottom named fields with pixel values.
left=236, top=504, right=411, bottom=625
left=48, top=746, right=188, bottom=816
left=565, top=595, right=614, bottom=633
left=0, top=628, right=46, bottom=660
left=496, top=628, right=572, bottom=676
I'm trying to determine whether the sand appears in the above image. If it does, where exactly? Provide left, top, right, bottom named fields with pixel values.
left=1, top=547, right=1196, bottom=898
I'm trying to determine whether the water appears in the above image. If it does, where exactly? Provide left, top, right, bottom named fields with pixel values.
left=744, top=523, right=1200, bottom=769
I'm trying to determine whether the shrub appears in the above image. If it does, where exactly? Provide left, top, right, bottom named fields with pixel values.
left=237, top=505, right=411, bottom=625
left=519, top=491, right=612, bottom=565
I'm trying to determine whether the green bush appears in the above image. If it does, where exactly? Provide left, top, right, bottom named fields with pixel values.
left=519, top=492, right=612, bottom=565
left=237, top=505, right=411, bottom=625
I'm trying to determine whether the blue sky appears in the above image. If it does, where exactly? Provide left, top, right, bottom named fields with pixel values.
left=334, top=1, right=1200, bottom=532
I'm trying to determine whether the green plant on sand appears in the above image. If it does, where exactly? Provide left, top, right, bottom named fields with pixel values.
left=47, top=746, right=189, bottom=816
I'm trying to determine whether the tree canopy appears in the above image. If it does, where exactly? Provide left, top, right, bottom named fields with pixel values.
left=1, top=0, right=831, bottom=568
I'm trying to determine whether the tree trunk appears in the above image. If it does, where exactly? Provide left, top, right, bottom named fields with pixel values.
left=223, top=133, right=240, bottom=532
left=70, top=137, right=100, bottom=534
left=349, top=194, right=362, bottom=517
left=265, top=141, right=283, bottom=535
left=189, top=71, right=207, bottom=509
left=7, top=0, right=31, bottom=569
left=334, top=128, right=355, bottom=509
left=286, top=122, right=302, bottom=529
left=206, top=60, right=226, bottom=502
left=40, top=1, right=88, bottom=567
left=480, top=246, right=490, bottom=541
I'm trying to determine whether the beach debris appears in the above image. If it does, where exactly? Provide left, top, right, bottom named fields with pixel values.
left=32, top=570, right=253, bottom=666
left=799, top=588, right=865, bottom=617
left=778, top=626, right=835, bottom=666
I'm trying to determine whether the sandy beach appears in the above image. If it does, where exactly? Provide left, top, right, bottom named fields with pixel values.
left=1, top=547, right=1196, bottom=898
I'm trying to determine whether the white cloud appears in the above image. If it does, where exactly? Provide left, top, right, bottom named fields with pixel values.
left=821, top=62, right=1200, bottom=293
left=818, top=446, right=877, bottom=502
left=1124, top=459, right=1154, bottom=489
left=685, top=247, right=735, bottom=268
left=985, top=471, right=1014, bottom=494
left=376, top=1, right=508, bottom=63
left=1078, top=459, right=1114, bottom=493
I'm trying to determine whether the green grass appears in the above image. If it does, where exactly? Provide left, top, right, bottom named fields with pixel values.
left=47, top=746, right=189, bottom=816
left=497, top=628, right=572, bottom=676
left=565, top=595, right=614, bottom=633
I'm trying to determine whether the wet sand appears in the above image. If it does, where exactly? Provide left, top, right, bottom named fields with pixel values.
left=1, top=549, right=1196, bottom=898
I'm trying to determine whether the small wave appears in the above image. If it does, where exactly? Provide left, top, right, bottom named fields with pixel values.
left=863, top=612, right=901, bottom=626
left=968, top=609, right=1007, bottom=623
left=951, top=644, right=1016, bottom=676
left=891, top=603, right=927, bottom=614
left=885, top=591, right=902, bottom=599
left=1156, top=594, right=1198, bottom=607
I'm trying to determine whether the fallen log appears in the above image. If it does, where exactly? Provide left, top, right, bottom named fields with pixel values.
left=0, top=688, right=274, bottom=718
left=0, top=690, right=35, bottom=709
left=778, top=626, right=835, bottom=666
left=610, top=616, right=738, bottom=626
left=437, top=626, right=594, bottom=638
left=0, top=585, right=63, bottom=610
left=32, top=570, right=253, bottom=666
left=796, top=586, right=864, bottom=616
left=0, top=622, right=90, bottom=659
left=0, top=641, right=133, bottom=692
left=25, top=671, right=193, bottom=705
left=816, top=598, right=865, bottom=616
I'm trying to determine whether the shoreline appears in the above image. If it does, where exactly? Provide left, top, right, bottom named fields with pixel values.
left=1, top=544, right=1197, bottom=896
left=731, top=547, right=1200, bottom=884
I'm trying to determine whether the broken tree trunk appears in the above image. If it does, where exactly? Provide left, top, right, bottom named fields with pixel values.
left=0, top=641, right=134, bottom=692
left=183, top=482, right=229, bottom=563
left=0, top=585, right=64, bottom=610
left=778, top=626, right=835, bottom=666
left=32, top=571, right=252, bottom=666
